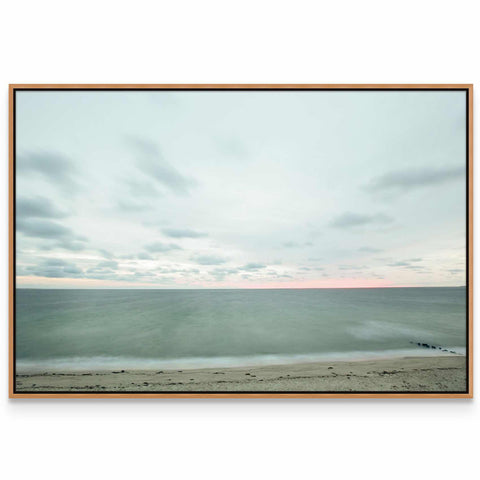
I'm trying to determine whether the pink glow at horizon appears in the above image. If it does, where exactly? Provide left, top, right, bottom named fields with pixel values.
left=205, top=277, right=397, bottom=289
left=17, top=275, right=398, bottom=289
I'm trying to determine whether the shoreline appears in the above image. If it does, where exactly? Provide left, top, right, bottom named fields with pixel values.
left=15, top=355, right=467, bottom=393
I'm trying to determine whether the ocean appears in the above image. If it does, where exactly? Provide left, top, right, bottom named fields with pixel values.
left=15, top=287, right=467, bottom=372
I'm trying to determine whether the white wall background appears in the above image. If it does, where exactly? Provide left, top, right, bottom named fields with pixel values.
left=1, top=1, right=478, bottom=479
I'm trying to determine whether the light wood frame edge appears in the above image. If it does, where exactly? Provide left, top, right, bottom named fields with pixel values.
left=8, top=84, right=474, bottom=399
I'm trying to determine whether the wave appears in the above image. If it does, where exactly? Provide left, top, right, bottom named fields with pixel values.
left=16, top=347, right=466, bottom=373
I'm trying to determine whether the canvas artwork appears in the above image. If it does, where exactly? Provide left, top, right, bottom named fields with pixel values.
left=9, top=85, right=472, bottom=398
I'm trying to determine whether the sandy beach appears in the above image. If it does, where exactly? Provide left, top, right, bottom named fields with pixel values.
left=15, top=355, right=466, bottom=393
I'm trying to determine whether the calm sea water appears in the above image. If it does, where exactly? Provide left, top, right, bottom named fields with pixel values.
left=15, top=287, right=467, bottom=372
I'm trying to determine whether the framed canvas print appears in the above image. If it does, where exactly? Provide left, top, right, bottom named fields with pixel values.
left=9, top=84, right=473, bottom=398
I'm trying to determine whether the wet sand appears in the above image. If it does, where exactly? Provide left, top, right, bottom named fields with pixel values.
left=15, top=355, right=467, bottom=393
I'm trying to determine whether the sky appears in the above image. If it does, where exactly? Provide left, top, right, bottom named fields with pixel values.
left=15, top=90, right=467, bottom=288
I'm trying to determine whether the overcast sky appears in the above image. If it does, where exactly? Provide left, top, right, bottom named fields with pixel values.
left=15, top=90, right=467, bottom=288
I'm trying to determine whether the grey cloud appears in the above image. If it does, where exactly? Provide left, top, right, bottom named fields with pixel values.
left=116, top=200, right=153, bottom=213
left=43, top=258, right=70, bottom=267
left=134, top=271, right=156, bottom=278
left=162, top=228, right=207, bottom=239
left=17, top=152, right=79, bottom=190
left=282, top=241, right=313, bottom=248
left=339, top=265, right=366, bottom=271
left=137, top=252, right=154, bottom=260
left=239, top=263, right=266, bottom=271
left=192, top=255, right=227, bottom=265
left=144, top=242, right=182, bottom=253
left=98, top=249, right=114, bottom=259
left=17, top=196, right=68, bottom=220
left=119, top=254, right=135, bottom=260
left=63, top=265, right=83, bottom=274
left=97, top=260, right=119, bottom=269
left=85, top=268, right=118, bottom=280
left=212, top=267, right=238, bottom=274
left=127, top=137, right=196, bottom=195
left=388, top=261, right=410, bottom=267
left=17, top=218, right=88, bottom=251
left=358, top=246, right=383, bottom=253
left=211, top=267, right=238, bottom=280
left=23, top=259, right=84, bottom=278
left=330, top=212, right=393, bottom=228
left=365, top=166, right=464, bottom=193
left=17, top=218, right=72, bottom=239
left=125, top=178, right=160, bottom=198
left=56, top=239, right=88, bottom=251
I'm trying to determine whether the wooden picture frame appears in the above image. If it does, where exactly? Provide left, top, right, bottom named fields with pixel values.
left=9, top=84, right=473, bottom=398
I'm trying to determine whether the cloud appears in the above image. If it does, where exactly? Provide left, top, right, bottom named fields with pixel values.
left=125, top=178, right=160, bottom=198
left=116, top=200, right=153, bottom=213
left=212, top=268, right=238, bottom=274
left=127, top=137, right=196, bottom=195
left=388, top=261, right=410, bottom=267
left=17, top=196, right=68, bottom=220
left=22, top=258, right=84, bottom=278
left=339, top=265, right=366, bottom=271
left=119, top=254, right=135, bottom=260
left=282, top=241, right=314, bottom=249
left=239, top=263, right=267, bottom=271
left=137, top=252, right=154, bottom=260
left=16, top=218, right=88, bottom=251
left=144, top=242, right=182, bottom=253
left=365, top=166, right=464, bottom=193
left=42, top=258, right=70, bottom=267
left=211, top=267, right=238, bottom=280
left=358, top=246, right=383, bottom=253
left=98, top=249, right=114, bottom=259
left=17, top=152, right=79, bottom=191
left=17, top=218, right=74, bottom=239
left=447, top=269, right=464, bottom=274
left=97, top=260, right=119, bottom=269
left=162, top=228, right=207, bottom=239
left=192, top=255, right=227, bottom=265
left=84, top=266, right=119, bottom=280
left=56, top=239, right=88, bottom=251
left=330, top=212, right=393, bottom=228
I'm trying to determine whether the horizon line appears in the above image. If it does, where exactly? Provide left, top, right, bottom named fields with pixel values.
left=15, top=285, right=466, bottom=291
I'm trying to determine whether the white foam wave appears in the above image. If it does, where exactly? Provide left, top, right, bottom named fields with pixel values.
left=16, top=347, right=466, bottom=373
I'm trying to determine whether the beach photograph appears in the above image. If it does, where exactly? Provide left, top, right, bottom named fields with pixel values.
left=12, top=87, right=469, bottom=395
